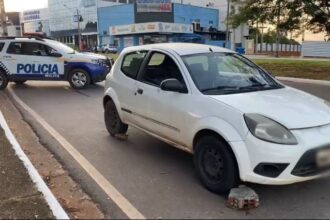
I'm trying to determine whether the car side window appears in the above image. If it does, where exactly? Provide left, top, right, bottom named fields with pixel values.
left=0, top=42, right=4, bottom=52
left=121, top=51, right=147, bottom=79
left=140, top=52, right=184, bottom=87
left=7, top=42, right=57, bottom=56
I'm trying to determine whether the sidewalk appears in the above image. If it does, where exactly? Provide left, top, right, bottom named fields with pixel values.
left=0, top=127, right=54, bottom=219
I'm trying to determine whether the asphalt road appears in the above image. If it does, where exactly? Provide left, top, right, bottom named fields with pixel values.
left=9, top=80, right=330, bottom=219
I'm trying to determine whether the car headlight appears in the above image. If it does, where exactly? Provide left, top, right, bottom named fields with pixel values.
left=91, top=59, right=104, bottom=65
left=244, top=113, right=298, bottom=145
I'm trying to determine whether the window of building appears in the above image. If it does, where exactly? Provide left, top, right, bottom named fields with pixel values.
left=121, top=51, right=147, bottom=79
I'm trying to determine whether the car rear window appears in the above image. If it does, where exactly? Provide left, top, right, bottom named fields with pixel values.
left=0, top=42, right=4, bottom=52
left=121, top=51, right=147, bottom=79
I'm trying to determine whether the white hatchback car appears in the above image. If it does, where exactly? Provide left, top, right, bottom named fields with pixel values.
left=103, top=43, right=330, bottom=194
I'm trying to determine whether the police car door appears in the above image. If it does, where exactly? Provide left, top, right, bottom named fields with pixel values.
left=6, top=42, right=64, bottom=80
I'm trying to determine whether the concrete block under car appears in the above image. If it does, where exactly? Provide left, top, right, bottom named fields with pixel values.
left=227, top=185, right=259, bottom=210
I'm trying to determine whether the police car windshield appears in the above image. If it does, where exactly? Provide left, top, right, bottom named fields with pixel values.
left=45, top=40, right=76, bottom=54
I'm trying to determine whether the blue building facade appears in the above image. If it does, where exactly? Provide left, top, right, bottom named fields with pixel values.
left=98, top=3, right=227, bottom=51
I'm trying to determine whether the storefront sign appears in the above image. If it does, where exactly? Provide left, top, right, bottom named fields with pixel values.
left=23, top=10, right=41, bottom=21
left=110, top=22, right=193, bottom=36
left=136, top=0, right=172, bottom=13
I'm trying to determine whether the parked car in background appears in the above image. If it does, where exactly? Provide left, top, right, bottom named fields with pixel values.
left=101, top=44, right=118, bottom=54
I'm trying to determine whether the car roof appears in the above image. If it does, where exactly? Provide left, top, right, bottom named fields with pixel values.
left=122, top=43, right=235, bottom=56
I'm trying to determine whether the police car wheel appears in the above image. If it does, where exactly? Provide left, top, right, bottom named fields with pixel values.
left=0, top=72, right=9, bottom=90
left=104, top=99, right=128, bottom=136
left=13, top=80, right=27, bottom=85
left=69, top=69, right=90, bottom=89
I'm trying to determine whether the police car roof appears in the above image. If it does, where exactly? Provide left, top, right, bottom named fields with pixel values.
left=0, top=36, right=47, bottom=42
left=122, top=43, right=235, bottom=56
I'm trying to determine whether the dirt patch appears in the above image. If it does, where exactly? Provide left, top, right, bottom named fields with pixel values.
left=0, top=91, right=105, bottom=219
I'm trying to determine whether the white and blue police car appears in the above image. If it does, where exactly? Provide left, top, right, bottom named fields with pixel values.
left=0, top=36, right=112, bottom=90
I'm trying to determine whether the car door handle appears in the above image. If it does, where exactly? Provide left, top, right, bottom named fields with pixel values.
left=137, top=88, right=143, bottom=95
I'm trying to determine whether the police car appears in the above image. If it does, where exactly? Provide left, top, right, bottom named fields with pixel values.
left=0, top=37, right=112, bottom=90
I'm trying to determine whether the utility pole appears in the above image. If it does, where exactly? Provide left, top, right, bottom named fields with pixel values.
left=0, top=0, right=7, bottom=36
left=225, top=0, right=230, bottom=49
left=64, top=4, right=82, bottom=51
left=76, top=9, right=82, bottom=51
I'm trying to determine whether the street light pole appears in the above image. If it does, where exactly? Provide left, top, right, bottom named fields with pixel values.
left=225, top=0, right=230, bottom=49
left=76, top=9, right=81, bottom=51
left=64, top=4, right=82, bottom=51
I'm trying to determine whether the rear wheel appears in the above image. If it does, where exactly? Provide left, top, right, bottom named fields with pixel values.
left=194, top=135, right=239, bottom=194
left=0, top=72, right=8, bottom=90
left=104, top=99, right=128, bottom=136
left=68, top=69, right=90, bottom=89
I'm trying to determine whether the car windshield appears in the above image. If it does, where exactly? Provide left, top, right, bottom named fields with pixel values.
left=182, top=52, right=283, bottom=95
left=44, top=39, right=76, bottom=54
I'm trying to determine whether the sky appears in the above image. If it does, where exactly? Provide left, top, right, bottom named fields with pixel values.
left=4, top=0, right=326, bottom=41
left=4, top=0, right=48, bottom=12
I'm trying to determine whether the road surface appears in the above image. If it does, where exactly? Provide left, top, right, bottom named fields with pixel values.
left=8, top=80, right=330, bottom=219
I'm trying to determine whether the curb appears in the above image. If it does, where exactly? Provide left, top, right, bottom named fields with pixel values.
left=277, top=77, right=330, bottom=86
left=0, top=111, right=69, bottom=219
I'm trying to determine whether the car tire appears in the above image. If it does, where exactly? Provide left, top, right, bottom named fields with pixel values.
left=68, top=69, right=90, bottom=89
left=104, top=99, right=128, bottom=136
left=0, top=71, right=9, bottom=90
left=13, top=80, right=27, bottom=85
left=194, top=135, right=239, bottom=194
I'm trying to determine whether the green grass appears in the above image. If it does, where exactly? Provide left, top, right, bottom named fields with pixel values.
left=252, top=59, right=330, bottom=81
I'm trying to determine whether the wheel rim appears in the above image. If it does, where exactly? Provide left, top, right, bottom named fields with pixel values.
left=202, top=146, right=224, bottom=183
left=72, top=72, right=87, bottom=87
left=108, top=104, right=119, bottom=130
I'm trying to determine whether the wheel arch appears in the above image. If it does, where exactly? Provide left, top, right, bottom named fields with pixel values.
left=192, top=129, right=241, bottom=179
left=103, top=88, right=125, bottom=121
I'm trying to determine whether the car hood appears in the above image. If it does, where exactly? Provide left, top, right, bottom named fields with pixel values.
left=71, top=52, right=107, bottom=60
left=209, top=87, right=330, bottom=129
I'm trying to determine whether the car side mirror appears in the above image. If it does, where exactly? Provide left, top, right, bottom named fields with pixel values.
left=52, top=52, right=62, bottom=57
left=160, top=78, right=188, bottom=93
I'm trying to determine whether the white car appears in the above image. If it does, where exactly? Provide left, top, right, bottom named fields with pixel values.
left=102, top=44, right=118, bottom=54
left=103, top=43, right=330, bottom=194
left=0, top=37, right=112, bottom=90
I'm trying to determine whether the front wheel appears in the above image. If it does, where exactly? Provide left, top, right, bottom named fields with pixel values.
left=0, top=72, right=8, bottom=90
left=68, top=69, right=90, bottom=89
left=194, top=135, right=239, bottom=194
left=104, top=100, right=128, bottom=136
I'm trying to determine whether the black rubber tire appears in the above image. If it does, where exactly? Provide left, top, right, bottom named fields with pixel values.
left=194, top=135, right=239, bottom=194
left=104, top=99, right=128, bottom=136
left=13, top=80, right=27, bottom=84
left=68, top=69, right=91, bottom=89
left=0, top=71, right=9, bottom=90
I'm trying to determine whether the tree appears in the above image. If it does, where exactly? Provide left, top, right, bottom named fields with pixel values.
left=229, top=0, right=303, bottom=56
left=300, top=0, right=330, bottom=40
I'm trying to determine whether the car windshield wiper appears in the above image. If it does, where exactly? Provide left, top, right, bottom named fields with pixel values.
left=201, top=86, right=239, bottom=93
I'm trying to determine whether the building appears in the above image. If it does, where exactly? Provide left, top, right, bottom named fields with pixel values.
left=20, top=9, right=50, bottom=37
left=171, top=0, right=249, bottom=50
left=98, top=2, right=226, bottom=51
left=0, top=12, right=21, bottom=36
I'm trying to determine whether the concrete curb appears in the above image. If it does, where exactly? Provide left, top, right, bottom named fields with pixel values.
left=277, top=77, right=330, bottom=86
left=0, top=111, right=69, bottom=219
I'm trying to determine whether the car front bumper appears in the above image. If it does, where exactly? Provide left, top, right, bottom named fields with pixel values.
left=231, top=123, right=330, bottom=185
